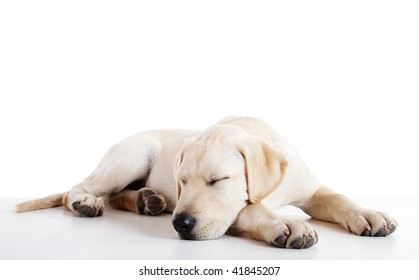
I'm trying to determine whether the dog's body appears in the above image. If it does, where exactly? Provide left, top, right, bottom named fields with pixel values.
left=16, top=116, right=397, bottom=248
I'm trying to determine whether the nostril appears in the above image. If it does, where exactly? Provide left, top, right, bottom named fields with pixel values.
left=172, top=213, right=195, bottom=235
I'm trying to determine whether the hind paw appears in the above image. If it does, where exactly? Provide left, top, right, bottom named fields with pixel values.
left=137, top=188, right=167, bottom=215
left=109, top=188, right=167, bottom=216
left=71, top=194, right=104, bottom=217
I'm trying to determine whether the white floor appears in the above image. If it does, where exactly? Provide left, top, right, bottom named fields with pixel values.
left=1, top=198, right=418, bottom=260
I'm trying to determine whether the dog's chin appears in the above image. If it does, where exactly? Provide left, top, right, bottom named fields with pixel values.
left=178, top=222, right=229, bottom=241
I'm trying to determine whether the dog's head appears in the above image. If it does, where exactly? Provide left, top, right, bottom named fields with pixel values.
left=172, top=124, right=288, bottom=240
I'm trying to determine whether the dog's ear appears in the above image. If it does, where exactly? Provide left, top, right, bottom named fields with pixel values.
left=238, top=137, right=288, bottom=203
left=174, top=149, right=184, bottom=200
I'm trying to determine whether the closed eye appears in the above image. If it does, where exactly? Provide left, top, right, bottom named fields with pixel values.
left=208, top=177, right=230, bottom=186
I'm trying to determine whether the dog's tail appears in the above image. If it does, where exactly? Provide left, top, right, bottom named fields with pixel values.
left=15, top=192, right=67, bottom=213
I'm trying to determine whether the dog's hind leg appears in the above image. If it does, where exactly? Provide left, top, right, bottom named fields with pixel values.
left=109, top=188, right=167, bottom=215
left=64, top=134, right=161, bottom=217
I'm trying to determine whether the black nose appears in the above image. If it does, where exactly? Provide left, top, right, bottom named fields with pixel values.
left=172, top=213, right=196, bottom=239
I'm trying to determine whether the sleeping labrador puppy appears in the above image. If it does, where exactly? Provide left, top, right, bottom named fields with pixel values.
left=16, top=116, right=397, bottom=248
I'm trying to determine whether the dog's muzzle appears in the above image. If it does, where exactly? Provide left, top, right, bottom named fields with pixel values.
left=172, top=212, right=196, bottom=240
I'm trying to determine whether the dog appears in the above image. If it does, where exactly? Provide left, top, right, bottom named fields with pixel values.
left=16, top=116, right=397, bottom=249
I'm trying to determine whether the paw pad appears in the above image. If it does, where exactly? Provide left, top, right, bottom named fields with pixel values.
left=72, top=201, right=103, bottom=217
left=137, top=188, right=167, bottom=215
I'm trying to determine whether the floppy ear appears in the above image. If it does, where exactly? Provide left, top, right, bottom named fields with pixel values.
left=174, top=149, right=184, bottom=200
left=238, top=138, right=288, bottom=203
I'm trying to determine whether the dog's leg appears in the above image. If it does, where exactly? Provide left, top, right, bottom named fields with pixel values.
left=109, top=188, right=167, bottom=215
left=228, top=203, right=318, bottom=249
left=298, top=187, right=397, bottom=237
left=64, top=136, right=160, bottom=217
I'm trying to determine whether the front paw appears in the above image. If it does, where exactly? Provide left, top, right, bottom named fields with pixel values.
left=345, top=210, right=397, bottom=237
left=71, top=194, right=104, bottom=217
left=272, top=219, right=318, bottom=249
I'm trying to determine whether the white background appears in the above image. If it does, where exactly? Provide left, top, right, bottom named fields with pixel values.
left=1, top=0, right=418, bottom=199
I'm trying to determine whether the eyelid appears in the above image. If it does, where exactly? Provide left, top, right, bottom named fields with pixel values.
left=208, top=176, right=230, bottom=186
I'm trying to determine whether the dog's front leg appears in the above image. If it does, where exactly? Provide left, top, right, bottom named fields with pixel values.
left=228, top=203, right=318, bottom=249
left=298, top=187, right=397, bottom=237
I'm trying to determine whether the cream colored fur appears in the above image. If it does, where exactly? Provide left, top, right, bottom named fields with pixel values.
left=15, top=116, right=397, bottom=248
